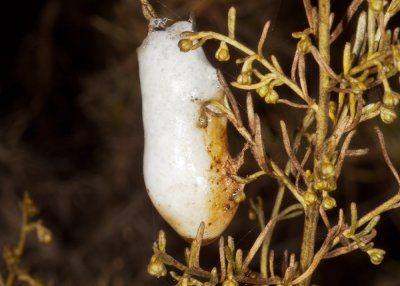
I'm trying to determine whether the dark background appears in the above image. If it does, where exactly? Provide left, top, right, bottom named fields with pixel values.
left=0, top=0, right=399, bottom=285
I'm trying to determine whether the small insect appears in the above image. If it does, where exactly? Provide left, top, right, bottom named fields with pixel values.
left=137, top=20, right=241, bottom=243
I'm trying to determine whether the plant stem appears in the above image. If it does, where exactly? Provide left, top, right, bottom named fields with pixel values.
left=262, top=110, right=314, bottom=281
left=300, top=0, right=331, bottom=285
left=315, top=0, right=331, bottom=149
left=299, top=203, right=320, bottom=286
left=261, top=184, right=284, bottom=279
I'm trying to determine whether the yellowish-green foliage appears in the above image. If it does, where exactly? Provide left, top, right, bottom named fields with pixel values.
left=141, top=0, right=400, bottom=285
left=0, top=193, right=52, bottom=286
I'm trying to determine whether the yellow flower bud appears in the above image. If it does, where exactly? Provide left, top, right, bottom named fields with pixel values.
left=326, top=178, right=337, bottom=192
left=298, top=37, right=312, bottom=54
left=256, top=85, right=269, bottom=98
left=367, top=248, right=385, bottom=265
left=178, top=39, right=193, bottom=52
left=314, top=179, right=328, bottom=191
left=368, top=0, right=383, bottom=13
left=322, top=196, right=336, bottom=210
left=380, top=105, right=397, bottom=124
left=36, top=224, right=52, bottom=244
left=148, top=255, right=167, bottom=278
left=222, top=278, right=238, bottom=286
left=233, top=190, right=246, bottom=203
left=248, top=210, right=257, bottom=221
left=23, top=192, right=39, bottom=217
left=321, top=162, right=335, bottom=178
left=322, top=196, right=337, bottom=210
left=382, top=91, right=400, bottom=107
left=304, top=169, right=312, bottom=178
left=158, top=230, right=166, bottom=252
left=236, top=71, right=252, bottom=85
left=215, top=41, right=230, bottom=62
left=304, top=191, right=318, bottom=205
left=264, top=89, right=279, bottom=104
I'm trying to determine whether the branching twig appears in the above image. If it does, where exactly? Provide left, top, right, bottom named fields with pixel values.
left=280, top=121, right=306, bottom=178
left=240, top=204, right=303, bottom=273
left=330, top=0, right=364, bottom=43
left=334, top=130, right=357, bottom=177
left=293, top=225, right=341, bottom=284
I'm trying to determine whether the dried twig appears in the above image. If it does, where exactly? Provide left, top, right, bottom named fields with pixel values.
left=240, top=204, right=303, bottom=273
left=310, top=46, right=340, bottom=81
left=374, top=126, right=400, bottom=187
left=319, top=206, right=331, bottom=229
left=246, top=93, right=255, bottom=134
left=280, top=121, right=306, bottom=178
left=293, top=225, right=341, bottom=284
left=291, top=49, right=300, bottom=82
left=218, top=70, right=243, bottom=127
left=277, top=99, right=310, bottom=109
left=140, top=0, right=157, bottom=21
left=303, top=0, right=315, bottom=32
left=324, top=230, right=377, bottom=259
left=258, top=21, right=271, bottom=55
left=334, top=130, right=357, bottom=177
left=219, top=237, right=226, bottom=282
left=330, top=0, right=364, bottom=43
left=298, top=54, right=310, bottom=102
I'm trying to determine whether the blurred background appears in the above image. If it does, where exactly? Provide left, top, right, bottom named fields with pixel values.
left=0, top=0, right=399, bottom=285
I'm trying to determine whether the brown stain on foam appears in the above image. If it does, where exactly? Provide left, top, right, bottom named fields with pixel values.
left=197, top=89, right=240, bottom=244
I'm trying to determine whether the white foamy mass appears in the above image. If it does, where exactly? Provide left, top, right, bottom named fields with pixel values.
left=138, top=21, right=240, bottom=242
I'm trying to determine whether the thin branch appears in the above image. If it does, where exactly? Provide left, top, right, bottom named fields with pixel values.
left=217, top=70, right=243, bottom=127
left=232, top=170, right=266, bottom=184
left=334, top=130, right=357, bottom=177
left=228, top=7, right=236, bottom=39
left=219, top=237, right=226, bottom=282
left=205, top=101, right=254, bottom=145
left=296, top=143, right=313, bottom=189
left=269, top=250, right=275, bottom=278
left=293, top=225, right=341, bottom=284
left=310, top=46, right=341, bottom=82
left=298, top=54, right=311, bottom=103
left=240, top=204, right=303, bottom=273
left=325, top=230, right=376, bottom=259
left=247, top=93, right=255, bottom=134
left=190, top=222, right=205, bottom=268
left=330, top=0, right=364, bottom=43
left=271, top=55, right=284, bottom=74
left=277, top=99, right=310, bottom=109
left=186, top=31, right=306, bottom=101
left=157, top=252, right=210, bottom=278
left=258, top=21, right=271, bottom=55
left=270, top=160, right=306, bottom=205
left=280, top=121, right=306, bottom=178
left=319, top=206, right=331, bottom=229
left=345, top=92, right=364, bottom=132
left=345, top=148, right=369, bottom=157
left=374, top=126, right=400, bottom=187
left=253, top=115, right=271, bottom=174
left=303, top=0, right=315, bottom=32
left=357, top=193, right=400, bottom=229
left=291, top=49, right=300, bottom=82
left=140, top=0, right=158, bottom=21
